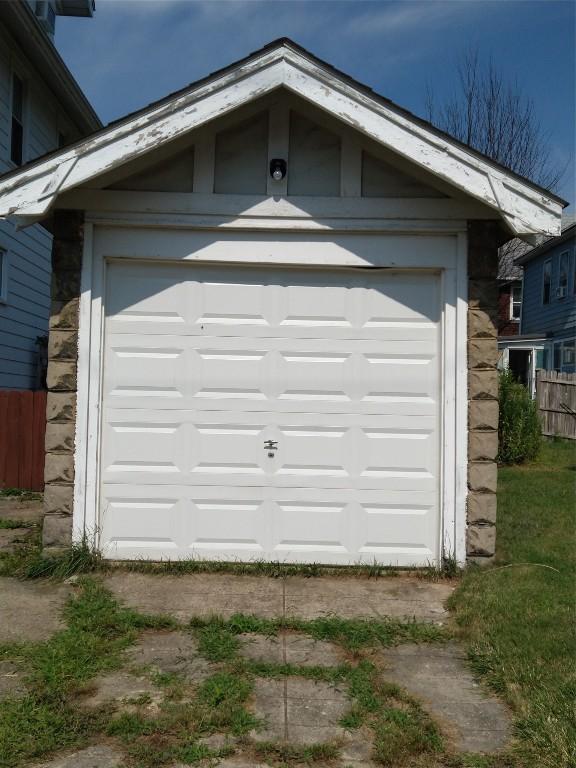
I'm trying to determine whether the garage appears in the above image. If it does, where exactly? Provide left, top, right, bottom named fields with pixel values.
left=99, top=256, right=440, bottom=564
left=0, top=39, right=563, bottom=565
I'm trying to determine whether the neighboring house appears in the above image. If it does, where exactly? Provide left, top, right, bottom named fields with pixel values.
left=498, top=217, right=575, bottom=394
left=496, top=239, right=538, bottom=393
left=0, top=40, right=565, bottom=568
left=0, top=0, right=100, bottom=390
left=496, top=240, right=528, bottom=338
left=497, top=276, right=523, bottom=337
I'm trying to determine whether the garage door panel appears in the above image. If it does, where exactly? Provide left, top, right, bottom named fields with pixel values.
left=105, top=336, right=438, bottom=412
left=101, top=496, right=184, bottom=553
left=191, top=499, right=269, bottom=553
left=100, top=485, right=438, bottom=565
left=107, top=320, right=439, bottom=342
left=106, top=262, right=440, bottom=340
left=102, top=409, right=437, bottom=491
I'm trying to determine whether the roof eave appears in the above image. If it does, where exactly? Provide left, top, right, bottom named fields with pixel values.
left=516, top=223, right=576, bottom=265
left=0, top=2, right=101, bottom=135
left=0, top=39, right=564, bottom=237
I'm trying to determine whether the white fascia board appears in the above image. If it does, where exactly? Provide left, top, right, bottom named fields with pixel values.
left=0, top=44, right=563, bottom=237
left=281, top=52, right=562, bottom=236
left=0, top=54, right=286, bottom=216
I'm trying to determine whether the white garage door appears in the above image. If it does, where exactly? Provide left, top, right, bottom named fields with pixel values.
left=100, top=259, right=441, bottom=565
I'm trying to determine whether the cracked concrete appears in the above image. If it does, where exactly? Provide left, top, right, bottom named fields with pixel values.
left=250, top=676, right=350, bottom=744
left=239, top=631, right=344, bottom=667
left=31, top=745, right=124, bottom=768
left=378, top=642, right=512, bottom=753
left=0, top=577, right=71, bottom=643
left=127, top=629, right=212, bottom=683
left=104, top=573, right=453, bottom=623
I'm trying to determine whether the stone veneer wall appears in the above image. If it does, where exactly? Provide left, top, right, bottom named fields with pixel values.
left=466, top=220, right=507, bottom=563
left=41, top=213, right=505, bottom=561
left=42, top=210, right=84, bottom=551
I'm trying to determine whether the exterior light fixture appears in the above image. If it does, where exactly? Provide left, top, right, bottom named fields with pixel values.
left=270, top=158, right=287, bottom=181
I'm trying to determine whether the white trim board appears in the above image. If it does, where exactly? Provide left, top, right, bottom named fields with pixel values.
left=0, top=41, right=563, bottom=238
left=56, top=190, right=493, bottom=220
left=73, top=224, right=468, bottom=566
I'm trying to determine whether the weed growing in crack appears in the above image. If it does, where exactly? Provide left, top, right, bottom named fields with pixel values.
left=194, top=623, right=240, bottom=662
left=190, top=613, right=447, bottom=652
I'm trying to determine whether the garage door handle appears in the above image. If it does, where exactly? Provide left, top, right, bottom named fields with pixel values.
left=264, top=440, right=278, bottom=457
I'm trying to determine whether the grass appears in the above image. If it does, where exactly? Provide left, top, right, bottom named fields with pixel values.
left=190, top=614, right=446, bottom=655
left=0, top=532, right=458, bottom=582
left=0, top=540, right=101, bottom=580
left=0, top=488, right=42, bottom=502
left=450, top=438, right=576, bottom=768
left=0, top=520, right=38, bottom=530
left=253, top=741, right=340, bottom=763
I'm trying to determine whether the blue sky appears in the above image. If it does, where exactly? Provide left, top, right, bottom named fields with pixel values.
left=56, top=0, right=575, bottom=206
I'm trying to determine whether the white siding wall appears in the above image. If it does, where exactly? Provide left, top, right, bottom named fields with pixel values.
left=0, top=22, right=76, bottom=389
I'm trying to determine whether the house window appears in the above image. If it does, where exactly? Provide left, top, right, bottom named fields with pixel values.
left=553, top=340, right=576, bottom=372
left=558, top=251, right=569, bottom=299
left=510, top=283, right=522, bottom=320
left=564, top=341, right=576, bottom=369
left=35, top=1, right=56, bottom=35
left=542, top=258, right=552, bottom=304
left=10, top=74, right=25, bottom=166
left=0, top=249, right=8, bottom=304
left=553, top=342, right=562, bottom=370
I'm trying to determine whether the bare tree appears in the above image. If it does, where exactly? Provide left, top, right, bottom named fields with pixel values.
left=426, top=49, right=564, bottom=277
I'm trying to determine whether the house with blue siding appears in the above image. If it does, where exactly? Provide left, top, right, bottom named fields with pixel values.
left=0, top=0, right=100, bottom=390
left=499, top=217, right=575, bottom=393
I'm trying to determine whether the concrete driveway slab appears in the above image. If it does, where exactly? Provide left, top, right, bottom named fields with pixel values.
left=103, top=572, right=453, bottom=623
left=127, top=630, right=212, bottom=682
left=250, top=677, right=349, bottom=744
left=0, top=528, right=33, bottom=549
left=0, top=498, right=43, bottom=524
left=80, top=670, right=163, bottom=711
left=284, top=576, right=453, bottom=622
left=239, top=631, right=343, bottom=667
left=0, top=659, right=25, bottom=700
left=378, top=642, right=511, bottom=753
left=104, top=573, right=283, bottom=620
left=0, top=577, right=70, bottom=643
left=31, top=744, right=124, bottom=767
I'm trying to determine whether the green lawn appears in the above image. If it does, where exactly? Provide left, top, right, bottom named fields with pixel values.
left=450, top=438, right=576, bottom=768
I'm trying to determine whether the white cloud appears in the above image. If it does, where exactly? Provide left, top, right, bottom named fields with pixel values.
left=346, top=0, right=482, bottom=38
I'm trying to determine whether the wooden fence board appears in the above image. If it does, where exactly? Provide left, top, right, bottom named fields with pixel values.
left=0, top=390, right=47, bottom=491
left=0, top=393, right=7, bottom=487
left=19, top=391, right=34, bottom=491
left=31, top=392, right=47, bottom=490
left=536, top=370, right=576, bottom=440
left=5, top=393, right=20, bottom=488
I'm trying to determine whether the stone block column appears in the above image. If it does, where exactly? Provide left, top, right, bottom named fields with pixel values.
left=42, top=211, right=84, bottom=551
left=467, top=220, right=507, bottom=562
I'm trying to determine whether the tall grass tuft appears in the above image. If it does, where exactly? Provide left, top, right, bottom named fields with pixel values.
left=20, top=540, right=102, bottom=580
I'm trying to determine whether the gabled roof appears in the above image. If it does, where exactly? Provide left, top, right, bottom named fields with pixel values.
left=0, top=38, right=565, bottom=236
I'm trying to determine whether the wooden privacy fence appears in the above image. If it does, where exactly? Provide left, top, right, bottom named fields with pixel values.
left=0, top=390, right=47, bottom=491
left=536, top=370, right=576, bottom=440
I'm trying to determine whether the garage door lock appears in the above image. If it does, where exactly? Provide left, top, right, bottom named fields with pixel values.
left=264, top=439, right=278, bottom=457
